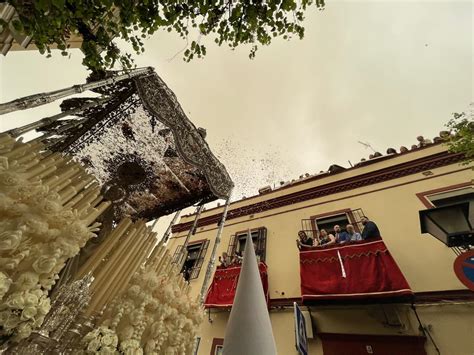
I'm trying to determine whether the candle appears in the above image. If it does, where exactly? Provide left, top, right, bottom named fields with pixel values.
left=77, top=218, right=132, bottom=278
left=74, top=186, right=101, bottom=212
left=43, top=166, right=80, bottom=189
left=91, top=224, right=141, bottom=289
left=106, top=231, right=156, bottom=305
left=4, top=141, right=43, bottom=159
left=83, top=201, right=111, bottom=226
left=88, top=223, right=147, bottom=312
left=25, top=153, right=61, bottom=178
left=33, top=165, right=58, bottom=180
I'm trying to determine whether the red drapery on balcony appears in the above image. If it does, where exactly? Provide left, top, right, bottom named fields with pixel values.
left=300, top=239, right=413, bottom=302
left=204, top=262, right=269, bottom=308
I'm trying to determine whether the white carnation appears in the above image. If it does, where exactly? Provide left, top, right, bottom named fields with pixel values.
left=87, top=338, right=101, bottom=351
left=24, top=293, right=39, bottom=306
left=0, top=171, right=22, bottom=186
left=15, top=322, right=33, bottom=341
left=0, top=230, right=22, bottom=251
left=21, top=306, right=37, bottom=320
left=0, top=271, right=12, bottom=299
left=14, top=272, right=39, bottom=291
left=32, top=256, right=57, bottom=274
left=5, top=292, right=25, bottom=309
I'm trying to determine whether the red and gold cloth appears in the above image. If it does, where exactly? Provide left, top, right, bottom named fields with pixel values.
left=204, top=262, right=269, bottom=308
left=300, top=239, right=412, bottom=301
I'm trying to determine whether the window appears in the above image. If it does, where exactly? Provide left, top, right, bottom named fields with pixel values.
left=172, top=239, right=209, bottom=281
left=315, top=214, right=351, bottom=233
left=427, top=186, right=474, bottom=208
left=417, top=183, right=473, bottom=208
left=227, top=228, right=267, bottom=262
left=302, top=209, right=365, bottom=238
left=210, top=338, right=224, bottom=355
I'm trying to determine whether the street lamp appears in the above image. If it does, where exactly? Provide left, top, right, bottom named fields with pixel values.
left=419, top=202, right=474, bottom=247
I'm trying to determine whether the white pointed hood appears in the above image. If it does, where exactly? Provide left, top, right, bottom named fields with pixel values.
left=223, top=231, right=277, bottom=355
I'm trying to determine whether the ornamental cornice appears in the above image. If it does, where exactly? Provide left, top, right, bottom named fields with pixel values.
left=172, top=150, right=465, bottom=233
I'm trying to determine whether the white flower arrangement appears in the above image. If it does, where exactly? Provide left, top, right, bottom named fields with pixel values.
left=0, top=272, right=12, bottom=300
left=0, top=141, right=102, bottom=341
left=82, top=326, right=119, bottom=354
left=82, top=263, right=204, bottom=354
left=0, top=289, right=51, bottom=341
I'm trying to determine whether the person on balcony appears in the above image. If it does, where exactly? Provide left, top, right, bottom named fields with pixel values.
left=346, top=224, right=362, bottom=241
left=232, top=250, right=243, bottom=265
left=296, top=231, right=314, bottom=250
left=315, top=229, right=336, bottom=247
left=183, top=267, right=191, bottom=281
left=334, top=224, right=350, bottom=243
left=361, top=216, right=381, bottom=239
left=218, top=252, right=231, bottom=268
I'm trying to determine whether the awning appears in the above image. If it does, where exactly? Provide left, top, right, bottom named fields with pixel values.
left=204, top=262, right=269, bottom=308
left=300, top=239, right=413, bottom=302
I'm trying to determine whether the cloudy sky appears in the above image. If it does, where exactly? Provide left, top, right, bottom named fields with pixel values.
left=1, top=0, right=472, bottom=205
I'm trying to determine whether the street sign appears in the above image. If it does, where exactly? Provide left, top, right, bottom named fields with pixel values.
left=294, top=302, right=308, bottom=355
left=453, top=250, right=474, bottom=291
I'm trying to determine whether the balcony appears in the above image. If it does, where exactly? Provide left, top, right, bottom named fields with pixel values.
left=299, top=238, right=413, bottom=303
left=204, top=262, right=269, bottom=308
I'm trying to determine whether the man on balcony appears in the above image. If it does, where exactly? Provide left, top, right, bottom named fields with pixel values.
left=346, top=224, right=362, bottom=241
left=334, top=224, right=350, bottom=243
left=361, top=216, right=381, bottom=239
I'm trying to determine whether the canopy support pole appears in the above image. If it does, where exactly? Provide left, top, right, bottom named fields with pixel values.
left=159, top=210, right=181, bottom=246
left=199, top=190, right=233, bottom=304
left=176, top=204, right=205, bottom=271
left=0, top=67, right=153, bottom=115
left=4, top=96, right=111, bottom=137
left=149, top=217, right=160, bottom=230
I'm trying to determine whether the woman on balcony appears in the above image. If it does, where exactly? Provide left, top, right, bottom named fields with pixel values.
left=218, top=252, right=231, bottom=268
left=296, top=231, right=314, bottom=250
left=315, top=229, right=336, bottom=247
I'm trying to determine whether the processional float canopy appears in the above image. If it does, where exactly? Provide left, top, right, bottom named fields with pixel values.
left=5, top=68, right=233, bottom=221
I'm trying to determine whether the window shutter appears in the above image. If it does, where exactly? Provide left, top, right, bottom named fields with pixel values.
left=172, top=245, right=184, bottom=264
left=257, top=227, right=267, bottom=262
left=227, top=234, right=237, bottom=256
left=350, top=208, right=366, bottom=233
left=190, top=240, right=209, bottom=279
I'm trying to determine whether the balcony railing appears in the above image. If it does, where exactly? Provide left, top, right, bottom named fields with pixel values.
left=204, top=262, right=269, bottom=308
left=299, top=238, right=413, bottom=303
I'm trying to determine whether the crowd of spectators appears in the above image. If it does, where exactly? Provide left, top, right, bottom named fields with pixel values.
left=218, top=251, right=244, bottom=268
left=296, top=216, right=381, bottom=250
left=218, top=240, right=266, bottom=268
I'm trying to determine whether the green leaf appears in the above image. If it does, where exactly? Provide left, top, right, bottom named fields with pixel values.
left=11, top=20, right=24, bottom=32
left=52, top=0, right=66, bottom=9
left=8, top=0, right=325, bottom=70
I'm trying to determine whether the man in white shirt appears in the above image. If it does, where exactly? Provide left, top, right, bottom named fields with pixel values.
left=346, top=224, right=362, bottom=242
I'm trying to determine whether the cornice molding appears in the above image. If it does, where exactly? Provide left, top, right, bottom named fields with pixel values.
left=172, top=150, right=465, bottom=233
left=231, top=290, right=474, bottom=309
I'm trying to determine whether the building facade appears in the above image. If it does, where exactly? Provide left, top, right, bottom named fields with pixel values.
left=167, top=141, right=474, bottom=355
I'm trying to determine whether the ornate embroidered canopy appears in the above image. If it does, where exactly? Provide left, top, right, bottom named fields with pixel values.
left=3, top=68, right=233, bottom=221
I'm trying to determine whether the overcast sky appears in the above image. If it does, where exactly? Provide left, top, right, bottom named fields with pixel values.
left=1, top=0, right=472, bottom=206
